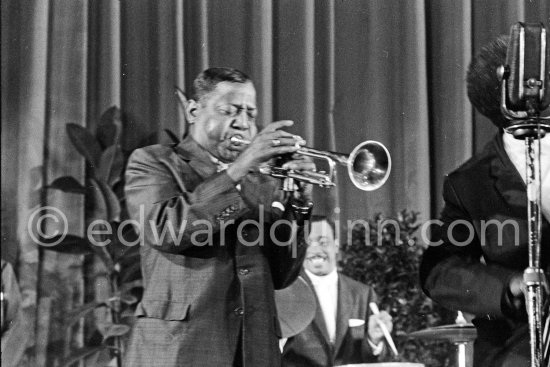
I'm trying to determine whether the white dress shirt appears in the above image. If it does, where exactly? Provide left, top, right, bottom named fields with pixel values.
left=503, top=133, right=550, bottom=222
left=304, top=269, right=384, bottom=355
left=305, top=269, right=338, bottom=344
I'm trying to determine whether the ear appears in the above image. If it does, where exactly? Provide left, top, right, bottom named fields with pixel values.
left=184, top=99, right=199, bottom=124
left=175, top=87, right=198, bottom=124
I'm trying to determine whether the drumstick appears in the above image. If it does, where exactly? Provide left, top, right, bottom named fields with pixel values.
left=369, top=302, right=398, bottom=356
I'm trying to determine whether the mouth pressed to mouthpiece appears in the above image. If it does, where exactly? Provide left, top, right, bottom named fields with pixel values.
left=228, top=135, right=249, bottom=145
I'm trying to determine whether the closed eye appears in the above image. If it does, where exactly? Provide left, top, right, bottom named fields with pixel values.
left=218, top=105, right=257, bottom=119
left=218, top=106, right=239, bottom=117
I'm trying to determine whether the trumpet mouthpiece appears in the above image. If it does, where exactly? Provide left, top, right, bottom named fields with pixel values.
left=230, top=136, right=250, bottom=145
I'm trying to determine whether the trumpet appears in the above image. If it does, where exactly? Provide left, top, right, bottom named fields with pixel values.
left=230, top=136, right=391, bottom=191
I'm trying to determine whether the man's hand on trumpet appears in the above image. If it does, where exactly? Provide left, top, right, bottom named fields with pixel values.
left=226, top=120, right=313, bottom=183
left=279, top=153, right=315, bottom=205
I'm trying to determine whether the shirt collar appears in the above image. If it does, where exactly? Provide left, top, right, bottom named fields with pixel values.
left=305, top=268, right=339, bottom=286
left=174, top=135, right=222, bottom=177
left=503, top=132, right=550, bottom=160
left=208, top=153, right=231, bottom=172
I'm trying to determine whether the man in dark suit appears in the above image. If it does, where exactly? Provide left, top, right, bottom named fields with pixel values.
left=124, top=67, right=316, bottom=367
left=420, top=36, right=549, bottom=367
left=282, top=216, right=393, bottom=367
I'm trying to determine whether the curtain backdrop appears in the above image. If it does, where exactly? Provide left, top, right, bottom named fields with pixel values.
left=2, top=0, right=549, bottom=365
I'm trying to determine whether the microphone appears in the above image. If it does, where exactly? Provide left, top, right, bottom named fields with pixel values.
left=499, top=23, right=550, bottom=367
left=504, top=22, right=550, bottom=114
left=498, top=22, right=550, bottom=138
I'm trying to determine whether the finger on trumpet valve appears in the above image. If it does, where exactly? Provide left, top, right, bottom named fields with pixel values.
left=292, top=135, right=306, bottom=145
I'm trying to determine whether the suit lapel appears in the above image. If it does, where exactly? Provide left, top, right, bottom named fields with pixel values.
left=333, top=275, right=353, bottom=354
left=490, top=133, right=550, bottom=273
left=490, top=133, right=528, bottom=212
left=174, top=136, right=217, bottom=179
left=302, top=272, right=332, bottom=346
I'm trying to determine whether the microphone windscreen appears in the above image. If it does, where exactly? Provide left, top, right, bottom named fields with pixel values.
left=505, top=22, right=550, bottom=112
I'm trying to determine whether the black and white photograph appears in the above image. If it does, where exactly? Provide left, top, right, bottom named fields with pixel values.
left=1, top=1, right=549, bottom=366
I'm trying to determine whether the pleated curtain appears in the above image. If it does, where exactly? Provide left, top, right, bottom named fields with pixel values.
left=2, top=0, right=549, bottom=365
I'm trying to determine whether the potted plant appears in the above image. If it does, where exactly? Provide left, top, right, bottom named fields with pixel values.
left=43, top=107, right=143, bottom=367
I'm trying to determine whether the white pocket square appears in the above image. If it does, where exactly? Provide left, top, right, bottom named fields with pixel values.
left=348, top=319, right=365, bottom=327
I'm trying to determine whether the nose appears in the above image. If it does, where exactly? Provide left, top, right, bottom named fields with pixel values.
left=232, top=110, right=250, bottom=130
left=307, top=240, right=322, bottom=247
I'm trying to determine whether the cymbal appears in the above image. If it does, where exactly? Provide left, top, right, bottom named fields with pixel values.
left=408, top=323, right=477, bottom=344
left=274, top=276, right=317, bottom=338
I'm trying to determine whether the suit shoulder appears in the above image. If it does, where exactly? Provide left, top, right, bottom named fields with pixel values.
left=339, top=273, right=373, bottom=293
left=125, top=145, right=182, bottom=178
left=445, top=136, right=498, bottom=184
left=128, top=144, right=181, bottom=167
left=129, top=144, right=175, bottom=162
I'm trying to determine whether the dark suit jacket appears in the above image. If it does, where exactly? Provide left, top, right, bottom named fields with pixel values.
left=420, top=133, right=549, bottom=367
left=282, top=272, right=380, bottom=367
left=123, top=136, right=307, bottom=367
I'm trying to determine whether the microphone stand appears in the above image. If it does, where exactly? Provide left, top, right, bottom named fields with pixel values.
left=498, top=66, right=550, bottom=367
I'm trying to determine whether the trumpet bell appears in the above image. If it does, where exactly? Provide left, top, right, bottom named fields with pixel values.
left=348, top=141, right=391, bottom=191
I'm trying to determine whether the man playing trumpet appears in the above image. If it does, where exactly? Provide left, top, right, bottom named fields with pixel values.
left=124, top=67, right=316, bottom=367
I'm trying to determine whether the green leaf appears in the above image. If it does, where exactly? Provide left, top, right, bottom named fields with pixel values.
left=93, top=245, right=116, bottom=274
left=66, top=301, right=107, bottom=327
left=100, top=323, right=131, bottom=341
left=58, top=346, right=107, bottom=367
left=66, top=123, right=102, bottom=167
left=47, top=176, right=86, bottom=194
left=96, top=144, right=125, bottom=187
left=96, top=179, right=121, bottom=222
left=119, top=279, right=143, bottom=295
left=120, top=293, right=138, bottom=305
left=83, top=350, right=101, bottom=367
left=86, top=348, right=115, bottom=367
left=118, top=259, right=142, bottom=284
left=85, top=180, right=116, bottom=272
left=88, top=178, right=120, bottom=223
left=109, top=224, right=140, bottom=263
left=28, top=188, right=42, bottom=209
left=121, top=308, right=136, bottom=319
left=97, top=106, right=122, bottom=149
left=42, top=234, right=95, bottom=255
left=30, top=165, right=43, bottom=183
left=87, top=178, right=108, bottom=221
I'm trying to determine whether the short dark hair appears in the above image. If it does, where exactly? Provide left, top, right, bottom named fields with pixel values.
left=192, top=67, right=251, bottom=101
left=466, top=35, right=510, bottom=128
left=309, top=215, right=336, bottom=239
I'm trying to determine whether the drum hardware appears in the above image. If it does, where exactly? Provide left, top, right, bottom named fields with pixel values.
left=408, top=318, right=477, bottom=367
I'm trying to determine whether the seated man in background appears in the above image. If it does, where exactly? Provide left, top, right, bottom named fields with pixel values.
left=282, top=216, right=393, bottom=367
left=420, top=35, right=549, bottom=367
